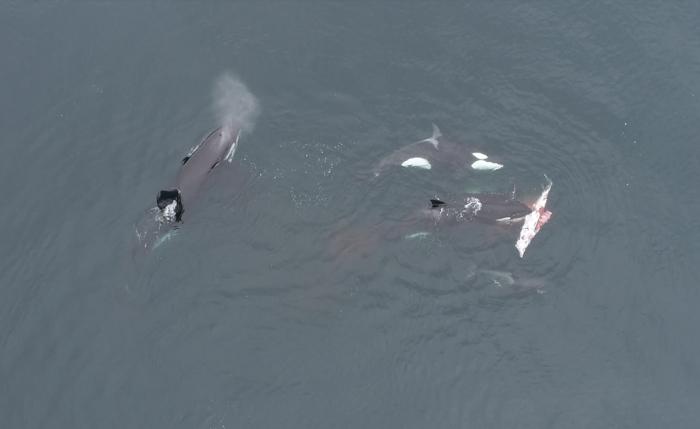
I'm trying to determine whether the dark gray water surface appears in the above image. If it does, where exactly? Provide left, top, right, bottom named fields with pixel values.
left=2, top=2, right=700, bottom=428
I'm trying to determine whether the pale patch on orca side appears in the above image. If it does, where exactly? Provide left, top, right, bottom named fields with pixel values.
left=495, top=215, right=526, bottom=225
left=404, top=231, right=431, bottom=240
left=478, top=270, right=516, bottom=287
left=401, top=157, right=432, bottom=169
left=476, top=269, right=547, bottom=294
left=471, top=159, right=503, bottom=171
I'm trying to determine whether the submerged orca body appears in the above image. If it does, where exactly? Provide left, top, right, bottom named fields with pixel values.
left=465, top=267, right=548, bottom=297
left=334, top=191, right=532, bottom=262
left=425, top=192, right=531, bottom=225
left=134, top=126, right=240, bottom=252
left=373, top=124, right=504, bottom=176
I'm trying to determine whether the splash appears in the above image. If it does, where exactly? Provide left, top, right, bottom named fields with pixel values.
left=212, top=72, right=260, bottom=142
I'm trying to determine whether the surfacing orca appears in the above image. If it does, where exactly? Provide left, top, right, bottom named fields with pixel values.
left=134, top=126, right=240, bottom=252
left=424, top=192, right=531, bottom=225
left=373, top=124, right=504, bottom=176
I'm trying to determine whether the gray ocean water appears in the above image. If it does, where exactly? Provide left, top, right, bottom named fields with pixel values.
left=2, top=2, right=700, bottom=428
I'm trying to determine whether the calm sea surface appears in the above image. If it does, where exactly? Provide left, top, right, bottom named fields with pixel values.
left=1, top=3, right=700, bottom=428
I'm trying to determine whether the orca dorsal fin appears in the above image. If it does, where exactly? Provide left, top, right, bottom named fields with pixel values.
left=430, top=199, right=447, bottom=208
left=157, top=189, right=184, bottom=222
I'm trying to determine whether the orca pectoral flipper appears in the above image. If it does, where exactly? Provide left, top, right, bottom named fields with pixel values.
left=182, top=140, right=204, bottom=165
left=224, top=130, right=241, bottom=163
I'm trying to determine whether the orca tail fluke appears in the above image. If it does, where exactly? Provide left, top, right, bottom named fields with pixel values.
left=418, top=123, right=442, bottom=148
left=430, top=199, right=447, bottom=208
